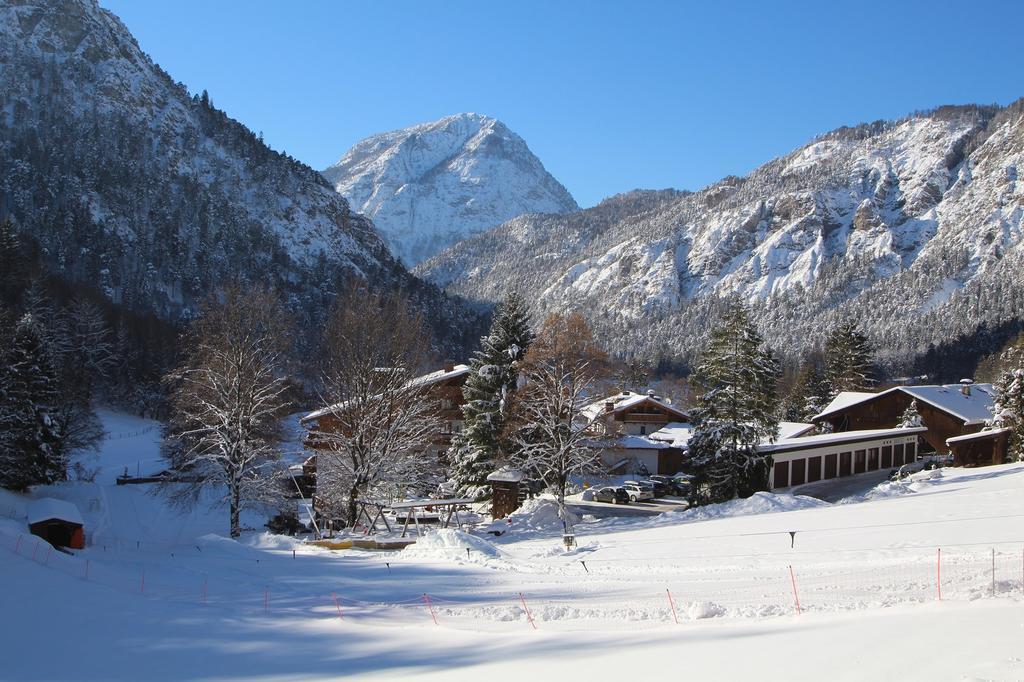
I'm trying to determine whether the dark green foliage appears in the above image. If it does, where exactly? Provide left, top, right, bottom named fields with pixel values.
left=783, top=361, right=830, bottom=423
left=448, top=293, right=534, bottom=499
left=688, top=300, right=780, bottom=504
left=824, top=322, right=875, bottom=395
left=0, top=314, right=63, bottom=489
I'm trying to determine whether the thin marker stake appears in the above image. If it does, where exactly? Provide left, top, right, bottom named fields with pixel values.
left=14, top=535, right=21, bottom=555
left=264, top=587, right=269, bottom=614
left=666, top=588, right=679, bottom=624
left=519, top=592, right=537, bottom=630
left=31, top=542, right=38, bottom=561
left=84, top=559, right=90, bottom=580
left=992, top=548, right=996, bottom=596
left=580, top=560, right=588, bottom=573
left=423, top=593, right=438, bottom=625
left=788, top=565, right=802, bottom=615
left=936, top=548, right=942, bottom=601
left=332, top=592, right=343, bottom=620
left=140, top=569, right=145, bottom=594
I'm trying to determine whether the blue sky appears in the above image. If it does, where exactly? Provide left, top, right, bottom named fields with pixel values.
left=101, top=0, right=1023, bottom=209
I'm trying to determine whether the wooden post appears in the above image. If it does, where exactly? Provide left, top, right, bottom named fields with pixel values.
left=788, top=565, right=802, bottom=615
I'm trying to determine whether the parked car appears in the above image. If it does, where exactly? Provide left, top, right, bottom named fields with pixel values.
left=649, top=475, right=687, bottom=496
left=622, top=481, right=655, bottom=502
left=592, top=486, right=630, bottom=504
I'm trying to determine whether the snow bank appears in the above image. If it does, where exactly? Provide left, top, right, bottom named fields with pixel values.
left=501, top=498, right=579, bottom=534
left=678, top=492, right=830, bottom=522
left=840, top=468, right=945, bottom=503
left=401, top=528, right=502, bottom=560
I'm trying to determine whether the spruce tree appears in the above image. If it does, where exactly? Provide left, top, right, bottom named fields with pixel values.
left=990, top=367, right=1024, bottom=461
left=448, top=293, right=534, bottom=500
left=782, top=361, right=829, bottom=423
left=0, top=314, right=63, bottom=489
left=688, top=300, right=780, bottom=504
left=824, top=322, right=876, bottom=395
left=898, top=399, right=924, bottom=428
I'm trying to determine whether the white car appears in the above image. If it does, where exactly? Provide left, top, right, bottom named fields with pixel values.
left=621, top=482, right=654, bottom=502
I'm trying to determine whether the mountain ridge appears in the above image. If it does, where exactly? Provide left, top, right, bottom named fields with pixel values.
left=417, top=101, right=1024, bottom=373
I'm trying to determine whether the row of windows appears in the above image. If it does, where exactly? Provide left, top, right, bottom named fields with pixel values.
left=773, top=442, right=917, bottom=488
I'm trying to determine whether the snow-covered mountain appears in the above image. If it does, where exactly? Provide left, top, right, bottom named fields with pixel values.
left=0, top=0, right=476, bottom=351
left=417, top=103, right=1024, bottom=373
left=322, top=113, right=579, bottom=265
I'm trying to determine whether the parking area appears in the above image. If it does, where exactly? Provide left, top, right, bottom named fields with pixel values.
left=567, top=496, right=689, bottom=518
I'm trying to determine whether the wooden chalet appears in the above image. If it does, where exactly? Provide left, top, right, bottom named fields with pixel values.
left=812, top=381, right=1008, bottom=466
left=583, top=391, right=693, bottom=474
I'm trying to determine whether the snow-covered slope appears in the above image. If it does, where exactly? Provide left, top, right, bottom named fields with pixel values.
left=418, top=104, right=1024, bottom=370
left=0, top=0, right=477, bottom=351
left=3, top=443, right=1024, bottom=680
left=323, top=113, right=579, bottom=265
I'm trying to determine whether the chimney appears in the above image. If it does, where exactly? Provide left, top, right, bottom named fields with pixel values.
left=960, top=378, right=973, bottom=396
left=647, top=389, right=656, bottom=398
left=443, top=362, right=455, bottom=373
left=604, top=400, right=615, bottom=413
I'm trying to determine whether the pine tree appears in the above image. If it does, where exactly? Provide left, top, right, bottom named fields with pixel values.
left=449, top=293, right=534, bottom=500
left=782, top=361, right=829, bottom=423
left=688, top=300, right=780, bottom=504
left=898, top=399, right=924, bottom=428
left=0, top=314, right=63, bottom=489
left=990, top=367, right=1023, bottom=461
left=824, top=322, right=875, bottom=395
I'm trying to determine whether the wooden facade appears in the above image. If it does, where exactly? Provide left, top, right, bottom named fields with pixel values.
left=947, top=429, right=1011, bottom=468
left=815, top=387, right=989, bottom=456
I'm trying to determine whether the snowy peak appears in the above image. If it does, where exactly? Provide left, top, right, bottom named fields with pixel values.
left=323, top=113, right=579, bottom=265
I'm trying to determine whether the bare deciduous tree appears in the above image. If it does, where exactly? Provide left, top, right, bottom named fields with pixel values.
left=507, top=314, right=608, bottom=519
left=306, top=287, right=443, bottom=529
left=162, top=285, right=292, bottom=538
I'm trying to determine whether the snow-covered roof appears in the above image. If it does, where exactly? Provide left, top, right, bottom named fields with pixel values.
left=487, top=467, right=525, bottom=482
left=27, top=498, right=84, bottom=526
left=946, top=428, right=1011, bottom=445
left=581, top=391, right=691, bottom=422
left=302, top=364, right=470, bottom=422
left=778, top=421, right=816, bottom=440
left=759, top=426, right=927, bottom=453
left=901, top=384, right=996, bottom=426
left=818, top=391, right=876, bottom=418
left=648, top=422, right=695, bottom=448
left=814, top=384, right=996, bottom=426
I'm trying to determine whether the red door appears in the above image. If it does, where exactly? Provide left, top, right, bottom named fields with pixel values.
left=824, top=454, right=838, bottom=479
left=808, top=456, right=822, bottom=482
left=791, top=458, right=806, bottom=486
left=774, top=461, right=789, bottom=489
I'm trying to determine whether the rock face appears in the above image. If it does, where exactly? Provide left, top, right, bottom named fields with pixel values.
left=322, top=113, right=579, bottom=266
left=0, top=0, right=476, bottom=351
left=418, top=104, right=1024, bottom=371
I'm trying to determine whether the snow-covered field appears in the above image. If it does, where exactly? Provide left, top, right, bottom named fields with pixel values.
left=3, top=411, right=1024, bottom=680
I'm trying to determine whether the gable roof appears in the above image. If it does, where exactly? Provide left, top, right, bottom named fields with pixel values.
left=813, top=384, right=995, bottom=426
left=581, top=391, right=691, bottom=422
left=302, top=363, right=470, bottom=423
left=759, top=426, right=927, bottom=454
left=27, top=498, right=84, bottom=526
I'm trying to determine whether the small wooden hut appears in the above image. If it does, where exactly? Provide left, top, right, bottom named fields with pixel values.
left=27, top=498, right=85, bottom=549
left=487, top=468, right=525, bottom=520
